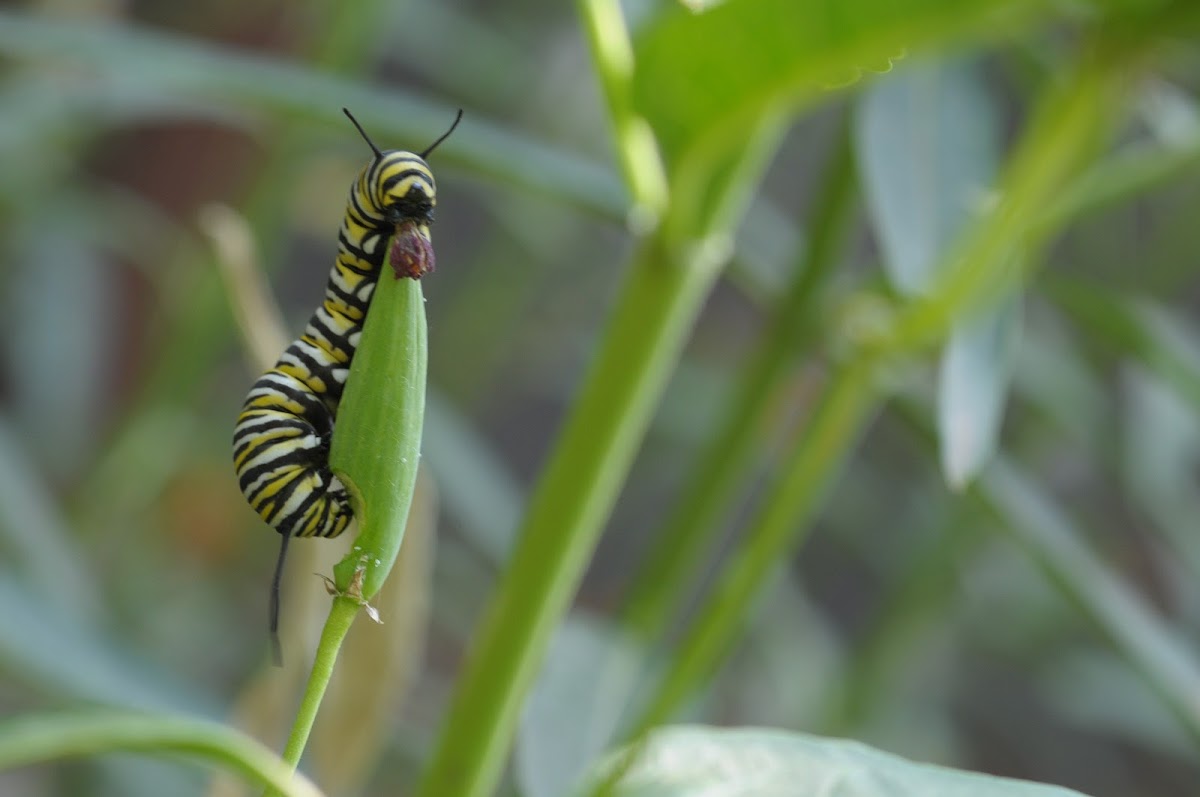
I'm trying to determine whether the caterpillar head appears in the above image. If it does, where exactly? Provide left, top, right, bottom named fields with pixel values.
left=343, top=108, right=462, bottom=279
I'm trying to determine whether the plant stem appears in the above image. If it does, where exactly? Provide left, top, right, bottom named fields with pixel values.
left=621, top=118, right=857, bottom=641
left=263, top=597, right=359, bottom=797
left=413, top=5, right=718, bottom=795
left=0, top=710, right=324, bottom=797
left=631, top=356, right=881, bottom=733
left=577, top=0, right=668, bottom=222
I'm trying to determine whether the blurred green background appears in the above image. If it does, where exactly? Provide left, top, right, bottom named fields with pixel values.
left=1, top=1, right=1200, bottom=796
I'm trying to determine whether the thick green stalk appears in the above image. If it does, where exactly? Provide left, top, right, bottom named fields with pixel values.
left=622, top=121, right=857, bottom=641
left=413, top=5, right=699, bottom=795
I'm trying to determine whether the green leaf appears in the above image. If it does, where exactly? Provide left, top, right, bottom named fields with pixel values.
left=852, top=55, right=1015, bottom=488
left=856, top=57, right=999, bottom=295
left=634, top=0, right=1039, bottom=175
left=579, top=725, right=1091, bottom=796
left=1042, top=650, right=1197, bottom=761
left=938, top=294, right=1022, bottom=489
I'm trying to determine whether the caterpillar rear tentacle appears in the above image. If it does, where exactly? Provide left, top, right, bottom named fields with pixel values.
left=232, top=108, right=460, bottom=664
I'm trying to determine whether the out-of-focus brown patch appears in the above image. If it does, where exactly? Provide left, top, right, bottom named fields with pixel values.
left=161, top=462, right=245, bottom=565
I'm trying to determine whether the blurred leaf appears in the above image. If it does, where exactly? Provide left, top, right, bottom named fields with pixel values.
left=423, top=392, right=522, bottom=566
left=3, top=233, right=115, bottom=481
left=0, top=10, right=625, bottom=217
left=635, top=0, right=1034, bottom=174
left=1042, top=649, right=1196, bottom=761
left=855, top=58, right=998, bottom=295
left=853, top=55, right=1010, bottom=488
left=516, top=613, right=642, bottom=797
left=630, top=0, right=1050, bottom=239
left=578, top=725, right=1091, bottom=796
left=1137, top=80, right=1200, bottom=149
left=0, top=574, right=214, bottom=716
left=938, top=294, right=1022, bottom=488
left=1048, top=281, right=1200, bottom=410
left=1119, top=366, right=1200, bottom=577
left=979, top=458, right=1200, bottom=745
left=722, top=576, right=842, bottom=728
left=0, top=421, right=98, bottom=617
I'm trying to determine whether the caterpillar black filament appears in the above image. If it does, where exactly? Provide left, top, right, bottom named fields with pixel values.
left=232, top=108, right=460, bottom=663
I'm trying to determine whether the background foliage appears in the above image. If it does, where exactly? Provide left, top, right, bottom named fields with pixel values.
left=1, top=0, right=1199, bottom=796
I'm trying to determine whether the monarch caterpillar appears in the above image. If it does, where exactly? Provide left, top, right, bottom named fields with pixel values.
left=233, top=108, right=460, bottom=663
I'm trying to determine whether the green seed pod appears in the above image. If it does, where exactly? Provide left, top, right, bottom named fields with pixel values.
left=328, top=272, right=427, bottom=603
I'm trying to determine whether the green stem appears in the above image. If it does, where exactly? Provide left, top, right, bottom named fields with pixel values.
left=621, top=118, right=857, bottom=640
left=577, top=0, right=668, bottom=221
left=817, top=499, right=984, bottom=734
left=631, top=357, right=881, bottom=733
left=883, top=53, right=1116, bottom=356
left=0, top=710, right=323, bottom=797
left=413, top=5, right=742, bottom=795
left=263, top=597, right=359, bottom=797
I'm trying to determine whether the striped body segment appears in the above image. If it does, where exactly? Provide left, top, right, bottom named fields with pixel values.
left=233, top=150, right=437, bottom=543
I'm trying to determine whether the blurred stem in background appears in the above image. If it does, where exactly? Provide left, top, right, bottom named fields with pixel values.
left=889, top=395, right=1200, bottom=746
left=628, top=33, right=1125, bottom=736
left=620, top=114, right=858, bottom=643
